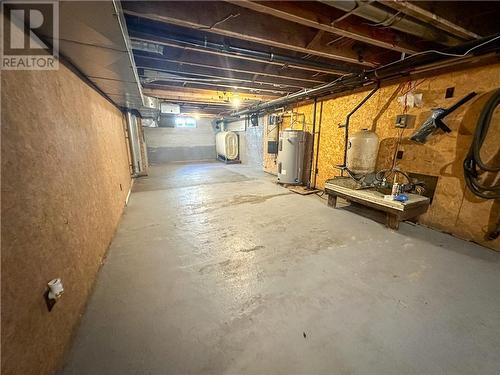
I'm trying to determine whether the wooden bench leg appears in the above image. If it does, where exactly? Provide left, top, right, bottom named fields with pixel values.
left=386, top=213, right=400, bottom=230
left=327, top=194, right=338, bottom=208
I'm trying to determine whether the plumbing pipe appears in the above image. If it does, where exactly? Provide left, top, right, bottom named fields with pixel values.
left=228, top=34, right=500, bottom=119
left=126, top=111, right=143, bottom=176
left=307, top=98, right=318, bottom=189
left=313, top=101, right=324, bottom=188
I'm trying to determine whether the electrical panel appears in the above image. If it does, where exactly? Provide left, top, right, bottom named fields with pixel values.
left=268, top=114, right=283, bottom=125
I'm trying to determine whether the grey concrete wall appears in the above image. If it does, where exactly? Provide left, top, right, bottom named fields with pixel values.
left=144, top=118, right=216, bottom=164
left=226, top=117, right=264, bottom=168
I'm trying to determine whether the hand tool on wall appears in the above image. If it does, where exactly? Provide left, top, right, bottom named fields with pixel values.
left=410, top=92, right=477, bottom=143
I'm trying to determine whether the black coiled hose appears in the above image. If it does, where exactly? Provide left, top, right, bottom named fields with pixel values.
left=463, top=89, right=500, bottom=199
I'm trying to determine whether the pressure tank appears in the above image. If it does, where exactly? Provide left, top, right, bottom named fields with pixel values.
left=216, top=131, right=238, bottom=160
left=277, top=129, right=305, bottom=184
left=346, top=129, right=379, bottom=174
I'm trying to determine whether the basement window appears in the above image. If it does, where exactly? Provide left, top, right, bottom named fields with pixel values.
left=175, top=117, right=197, bottom=128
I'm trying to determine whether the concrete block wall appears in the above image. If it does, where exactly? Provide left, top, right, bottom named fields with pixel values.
left=144, top=118, right=216, bottom=164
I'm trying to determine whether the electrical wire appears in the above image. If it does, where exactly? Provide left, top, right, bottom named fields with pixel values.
left=363, top=10, right=404, bottom=28
left=198, top=13, right=240, bottom=30
left=367, top=35, right=500, bottom=74
left=375, top=168, right=412, bottom=184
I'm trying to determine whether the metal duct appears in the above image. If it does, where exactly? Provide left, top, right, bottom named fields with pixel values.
left=33, top=0, right=143, bottom=108
left=320, top=0, right=466, bottom=46
left=36, top=1, right=144, bottom=110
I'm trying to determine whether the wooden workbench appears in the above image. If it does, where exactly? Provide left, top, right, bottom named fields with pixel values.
left=324, top=180, right=430, bottom=230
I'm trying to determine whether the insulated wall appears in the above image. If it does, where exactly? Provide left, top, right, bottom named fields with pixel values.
left=226, top=117, right=264, bottom=168
left=1, top=63, right=132, bottom=375
left=144, top=118, right=216, bottom=163
left=263, top=63, right=500, bottom=250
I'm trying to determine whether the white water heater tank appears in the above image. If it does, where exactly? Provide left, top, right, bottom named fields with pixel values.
left=346, top=129, right=379, bottom=174
left=277, top=129, right=305, bottom=184
left=216, top=131, right=238, bottom=160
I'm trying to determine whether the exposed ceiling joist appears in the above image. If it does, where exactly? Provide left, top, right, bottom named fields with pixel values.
left=137, top=65, right=311, bottom=91
left=133, top=55, right=323, bottom=86
left=226, top=0, right=420, bottom=54
left=144, top=80, right=288, bottom=95
left=142, top=86, right=277, bottom=104
left=140, top=73, right=296, bottom=95
left=128, top=30, right=345, bottom=75
left=141, top=72, right=294, bottom=90
left=122, top=1, right=382, bottom=67
left=380, top=1, right=481, bottom=40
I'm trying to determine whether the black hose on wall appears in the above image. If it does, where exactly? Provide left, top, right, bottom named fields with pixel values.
left=463, top=88, right=500, bottom=240
left=463, top=89, right=500, bottom=200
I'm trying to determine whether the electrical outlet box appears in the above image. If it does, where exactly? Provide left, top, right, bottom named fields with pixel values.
left=395, top=114, right=415, bottom=128
left=445, top=87, right=455, bottom=98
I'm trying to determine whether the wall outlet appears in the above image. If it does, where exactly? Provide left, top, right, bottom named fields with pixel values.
left=445, top=87, right=455, bottom=98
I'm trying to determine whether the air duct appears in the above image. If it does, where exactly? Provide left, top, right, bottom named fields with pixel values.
left=320, top=0, right=465, bottom=46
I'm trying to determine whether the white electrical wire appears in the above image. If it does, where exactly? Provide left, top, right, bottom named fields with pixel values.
left=368, top=35, right=500, bottom=73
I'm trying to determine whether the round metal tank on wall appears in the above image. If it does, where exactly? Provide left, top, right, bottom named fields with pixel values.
left=346, top=129, right=379, bottom=174
left=216, top=131, right=238, bottom=160
left=277, top=129, right=305, bottom=184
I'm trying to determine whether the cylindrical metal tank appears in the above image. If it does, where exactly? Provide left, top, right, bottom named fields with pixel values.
left=346, top=129, right=379, bottom=174
left=216, top=131, right=238, bottom=160
left=277, top=129, right=305, bottom=184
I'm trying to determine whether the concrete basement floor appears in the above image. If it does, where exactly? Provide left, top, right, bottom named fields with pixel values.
left=63, top=162, right=500, bottom=375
